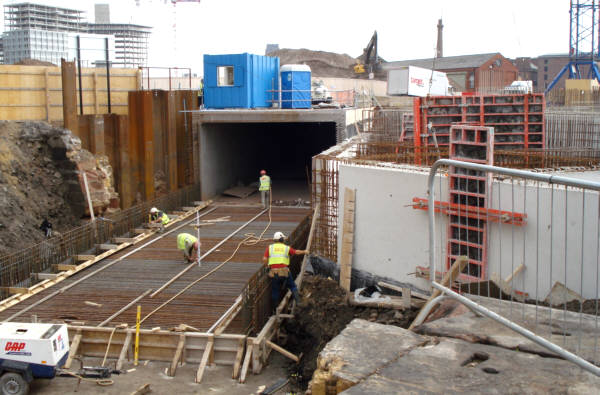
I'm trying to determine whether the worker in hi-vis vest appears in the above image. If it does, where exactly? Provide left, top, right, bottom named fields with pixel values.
left=259, top=169, right=271, bottom=209
left=149, top=207, right=169, bottom=232
left=263, top=231, right=308, bottom=310
left=177, top=233, right=199, bottom=264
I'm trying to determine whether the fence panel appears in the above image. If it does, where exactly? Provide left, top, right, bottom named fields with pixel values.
left=426, top=159, right=600, bottom=376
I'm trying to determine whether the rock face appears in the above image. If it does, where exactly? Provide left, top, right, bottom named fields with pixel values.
left=0, top=121, right=119, bottom=255
left=308, top=318, right=600, bottom=395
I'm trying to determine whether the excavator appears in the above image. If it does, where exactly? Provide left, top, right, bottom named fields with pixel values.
left=354, top=31, right=381, bottom=77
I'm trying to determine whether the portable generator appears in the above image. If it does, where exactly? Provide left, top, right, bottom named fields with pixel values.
left=0, top=322, right=69, bottom=395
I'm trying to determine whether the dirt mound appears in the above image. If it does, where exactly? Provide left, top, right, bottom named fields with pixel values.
left=282, top=275, right=418, bottom=389
left=13, top=58, right=57, bottom=67
left=0, top=121, right=118, bottom=256
left=268, top=48, right=358, bottom=78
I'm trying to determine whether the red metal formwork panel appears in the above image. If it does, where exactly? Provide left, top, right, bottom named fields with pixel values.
left=447, top=124, right=494, bottom=280
left=415, top=93, right=545, bottom=152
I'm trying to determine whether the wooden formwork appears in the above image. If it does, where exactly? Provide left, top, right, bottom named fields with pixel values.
left=66, top=325, right=247, bottom=381
left=0, top=64, right=140, bottom=122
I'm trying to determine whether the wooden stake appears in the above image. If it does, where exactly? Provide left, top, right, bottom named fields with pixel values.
left=409, top=256, right=467, bottom=330
left=505, top=263, right=525, bottom=284
left=116, top=332, right=133, bottom=371
left=232, top=337, right=245, bottom=379
left=239, top=339, right=253, bottom=383
left=266, top=340, right=299, bottom=362
left=64, top=330, right=82, bottom=369
left=195, top=335, right=214, bottom=383
left=169, top=333, right=186, bottom=377
left=339, top=189, right=356, bottom=291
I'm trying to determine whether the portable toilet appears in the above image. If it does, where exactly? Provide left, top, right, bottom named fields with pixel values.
left=280, top=64, right=311, bottom=109
left=203, top=53, right=280, bottom=109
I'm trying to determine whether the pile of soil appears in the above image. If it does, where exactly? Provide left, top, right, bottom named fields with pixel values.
left=268, top=48, right=358, bottom=78
left=281, top=275, right=418, bottom=389
left=0, top=121, right=116, bottom=256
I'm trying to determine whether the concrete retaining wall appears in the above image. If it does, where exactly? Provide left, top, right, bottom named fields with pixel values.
left=338, top=163, right=600, bottom=299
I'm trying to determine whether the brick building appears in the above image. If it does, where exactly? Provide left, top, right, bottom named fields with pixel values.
left=384, top=53, right=519, bottom=93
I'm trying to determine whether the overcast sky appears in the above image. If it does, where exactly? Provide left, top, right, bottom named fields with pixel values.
left=1, top=0, right=569, bottom=74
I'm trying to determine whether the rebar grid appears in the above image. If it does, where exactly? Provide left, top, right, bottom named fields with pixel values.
left=546, top=110, right=600, bottom=150
left=0, top=185, right=201, bottom=300
left=546, top=88, right=600, bottom=108
left=311, top=136, right=600, bottom=262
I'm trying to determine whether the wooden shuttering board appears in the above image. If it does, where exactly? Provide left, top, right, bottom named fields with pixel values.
left=67, top=327, right=243, bottom=367
left=339, top=188, right=356, bottom=291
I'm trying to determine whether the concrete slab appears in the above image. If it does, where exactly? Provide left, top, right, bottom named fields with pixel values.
left=309, top=319, right=429, bottom=393
left=343, top=337, right=600, bottom=394
left=415, top=296, right=600, bottom=363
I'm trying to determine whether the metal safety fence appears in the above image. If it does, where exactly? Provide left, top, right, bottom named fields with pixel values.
left=426, top=159, right=600, bottom=375
left=0, top=184, right=201, bottom=300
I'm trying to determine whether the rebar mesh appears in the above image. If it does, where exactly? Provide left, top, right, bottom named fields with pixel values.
left=0, top=185, right=201, bottom=300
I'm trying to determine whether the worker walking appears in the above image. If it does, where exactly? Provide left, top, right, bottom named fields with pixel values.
left=177, top=233, right=200, bottom=264
left=259, top=169, right=271, bottom=209
left=149, top=207, right=169, bottom=232
left=263, top=231, right=308, bottom=311
left=39, top=218, right=52, bottom=238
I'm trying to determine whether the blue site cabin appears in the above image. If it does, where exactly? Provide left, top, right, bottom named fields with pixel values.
left=203, top=53, right=280, bottom=109
left=280, top=64, right=311, bottom=109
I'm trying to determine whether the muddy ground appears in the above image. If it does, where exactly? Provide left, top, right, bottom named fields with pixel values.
left=281, top=275, right=418, bottom=390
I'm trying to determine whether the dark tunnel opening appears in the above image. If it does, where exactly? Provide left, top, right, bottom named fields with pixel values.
left=199, top=122, right=337, bottom=199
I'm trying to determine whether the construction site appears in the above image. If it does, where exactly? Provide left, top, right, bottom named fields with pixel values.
left=0, top=1, right=599, bottom=394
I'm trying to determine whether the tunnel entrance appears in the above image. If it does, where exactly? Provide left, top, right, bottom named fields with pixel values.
left=199, top=121, right=337, bottom=200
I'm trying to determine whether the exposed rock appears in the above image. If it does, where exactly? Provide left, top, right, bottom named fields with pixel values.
left=415, top=295, right=600, bottom=362
left=0, top=121, right=119, bottom=256
left=344, top=337, right=600, bottom=394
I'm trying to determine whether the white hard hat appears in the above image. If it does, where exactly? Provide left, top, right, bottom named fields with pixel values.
left=150, top=207, right=158, bottom=214
left=273, top=231, right=285, bottom=241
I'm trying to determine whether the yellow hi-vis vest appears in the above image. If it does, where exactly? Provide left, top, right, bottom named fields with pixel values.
left=259, top=175, right=271, bottom=191
left=152, top=211, right=170, bottom=225
left=159, top=212, right=170, bottom=225
left=177, top=233, right=197, bottom=250
left=268, top=243, right=290, bottom=266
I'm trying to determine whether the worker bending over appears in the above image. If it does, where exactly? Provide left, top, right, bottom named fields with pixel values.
left=259, top=169, right=271, bottom=209
left=263, top=231, right=308, bottom=310
left=177, top=233, right=199, bottom=264
left=149, top=207, right=170, bottom=232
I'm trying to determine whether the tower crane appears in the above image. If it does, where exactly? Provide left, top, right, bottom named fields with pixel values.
left=546, top=0, right=600, bottom=92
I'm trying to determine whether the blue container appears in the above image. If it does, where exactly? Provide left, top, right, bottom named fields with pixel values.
left=280, top=64, right=311, bottom=109
left=203, top=53, right=280, bottom=109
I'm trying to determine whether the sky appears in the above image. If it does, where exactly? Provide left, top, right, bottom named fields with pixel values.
left=0, top=0, right=570, bottom=75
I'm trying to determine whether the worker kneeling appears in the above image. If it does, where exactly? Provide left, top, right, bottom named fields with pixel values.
left=177, top=233, right=199, bottom=264
left=263, top=231, right=308, bottom=310
left=150, top=207, right=170, bottom=232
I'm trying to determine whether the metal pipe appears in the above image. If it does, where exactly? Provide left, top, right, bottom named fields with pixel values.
left=105, top=37, right=111, bottom=113
left=5, top=207, right=217, bottom=322
left=207, top=295, right=242, bottom=334
left=432, top=282, right=600, bottom=377
left=76, top=35, right=83, bottom=115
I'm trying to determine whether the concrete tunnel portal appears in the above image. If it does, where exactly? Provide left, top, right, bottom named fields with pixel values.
left=199, top=121, right=337, bottom=200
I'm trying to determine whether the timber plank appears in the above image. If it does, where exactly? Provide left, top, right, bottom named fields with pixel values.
left=195, top=335, right=214, bottom=383
left=116, top=332, right=133, bottom=371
